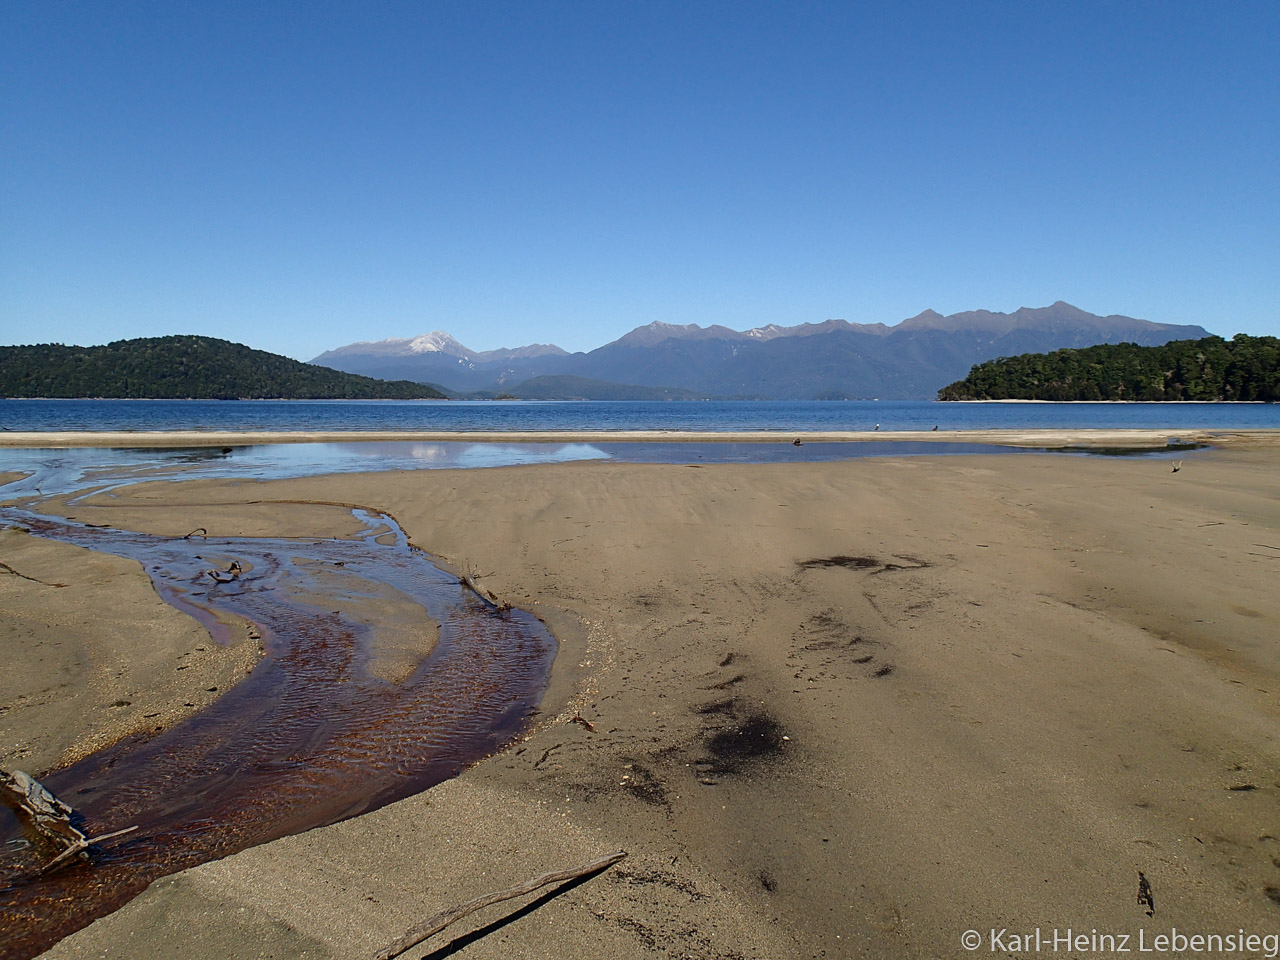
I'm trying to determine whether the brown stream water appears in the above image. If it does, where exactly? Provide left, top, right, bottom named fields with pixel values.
left=0, top=506, right=556, bottom=958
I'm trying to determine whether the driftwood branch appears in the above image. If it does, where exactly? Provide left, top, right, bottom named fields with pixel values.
left=0, top=562, right=67, bottom=588
left=459, top=569, right=511, bottom=613
left=373, top=850, right=627, bottom=960
left=40, top=825, right=139, bottom=875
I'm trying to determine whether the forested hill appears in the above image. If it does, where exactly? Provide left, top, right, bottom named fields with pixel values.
left=0, top=336, right=446, bottom=400
left=938, top=335, right=1280, bottom=402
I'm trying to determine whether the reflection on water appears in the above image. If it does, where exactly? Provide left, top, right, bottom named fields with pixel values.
left=333, top=440, right=610, bottom=469
left=0, top=442, right=614, bottom=500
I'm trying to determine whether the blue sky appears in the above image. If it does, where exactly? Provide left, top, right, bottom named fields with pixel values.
left=3, top=1, right=1277, bottom=360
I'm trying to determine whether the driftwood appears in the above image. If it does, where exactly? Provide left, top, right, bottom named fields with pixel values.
left=0, top=768, right=137, bottom=875
left=0, top=561, right=66, bottom=587
left=459, top=570, right=511, bottom=613
left=207, top=560, right=243, bottom=583
left=1, top=769, right=84, bottom=849
left=373, top=850, right=627, bottom=960
left=39, top=825, right=139, bottom=875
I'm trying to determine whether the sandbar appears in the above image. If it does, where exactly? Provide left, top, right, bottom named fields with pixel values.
left=3, top=443, right=1279, bottom=958
left=4, top=426, right=1279, bottom=448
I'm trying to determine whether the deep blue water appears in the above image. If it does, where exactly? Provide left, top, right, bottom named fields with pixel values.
left=3, top=397, right=1279, bottom=433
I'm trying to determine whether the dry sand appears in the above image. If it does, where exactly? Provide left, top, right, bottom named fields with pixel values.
left=3, top=440, right=1279, bottom=958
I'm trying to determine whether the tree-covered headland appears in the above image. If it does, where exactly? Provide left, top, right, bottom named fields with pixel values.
left=938, top=335, right=1280, bottom=402
left=0, top=336, right=445, bottom=400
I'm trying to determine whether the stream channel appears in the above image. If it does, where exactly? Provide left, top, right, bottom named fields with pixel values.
left=0, top=484, right=556, bottom=959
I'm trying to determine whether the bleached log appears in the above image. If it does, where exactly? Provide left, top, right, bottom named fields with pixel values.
left=1, top=768, right=138, bottom=874
left=0, top=769, right=87, bottom=849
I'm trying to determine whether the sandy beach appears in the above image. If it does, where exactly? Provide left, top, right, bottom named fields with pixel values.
left=3, top=436, right=1280, bottom=958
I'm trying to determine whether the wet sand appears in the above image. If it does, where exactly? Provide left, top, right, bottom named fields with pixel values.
left=0, top=530, right=259, bottom=773
left=4, top=438, right=1280, bottom=958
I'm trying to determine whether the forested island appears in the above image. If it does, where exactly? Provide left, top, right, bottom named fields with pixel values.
left=0, top=336, right=445, bottom=400
left=938, top=335, right=1280, bottom=402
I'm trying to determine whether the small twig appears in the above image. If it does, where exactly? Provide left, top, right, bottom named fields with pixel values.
left=374, top=851, right=627, bottom=960
left=532, top=744, right=561, bottom=770
left=1254, top=543, right=1280, bottom=552
left=182, top=528, right=207, bottom=540
left=1137, top=870, right=1155, bottom=917
left=869, top=555, right=930, bottom=576
left=0, top=562, right=66, bottom=588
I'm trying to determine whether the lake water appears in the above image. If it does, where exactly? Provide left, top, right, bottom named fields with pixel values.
left=3, top=397, right=1279, bottom=434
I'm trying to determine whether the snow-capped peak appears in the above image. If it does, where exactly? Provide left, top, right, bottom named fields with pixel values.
left=406, top=331, right=471, bottom=356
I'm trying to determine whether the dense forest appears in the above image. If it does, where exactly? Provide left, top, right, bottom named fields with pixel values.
left=938, top=335, right=1280, bottom=402
left=0, top=336, right=445, bottom=400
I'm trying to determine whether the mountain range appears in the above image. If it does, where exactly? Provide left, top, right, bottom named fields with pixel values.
left=312, top=302, right=1212, bottom=400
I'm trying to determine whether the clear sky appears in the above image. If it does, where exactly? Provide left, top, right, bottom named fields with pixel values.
left=3, top=1, right=1277, bottom=361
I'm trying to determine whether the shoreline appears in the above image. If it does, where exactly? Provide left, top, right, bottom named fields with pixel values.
left=4, top=426, right=1280, bottom=449
left=8, top=449, right=1280, bottom=958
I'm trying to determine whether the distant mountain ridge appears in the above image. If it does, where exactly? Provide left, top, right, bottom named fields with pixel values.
left=313, top=302, right=1212, bottom=399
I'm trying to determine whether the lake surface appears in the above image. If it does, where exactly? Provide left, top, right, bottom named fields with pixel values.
left=3, top=397, right=1279, bottom=434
